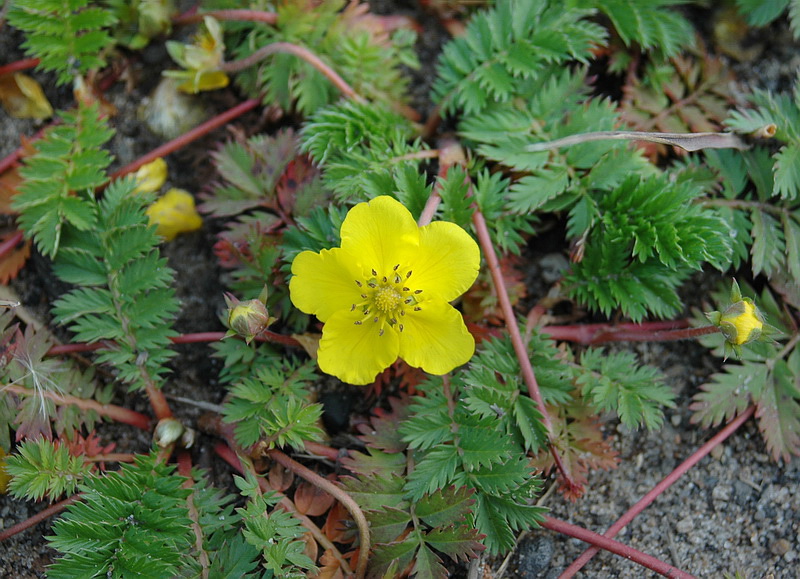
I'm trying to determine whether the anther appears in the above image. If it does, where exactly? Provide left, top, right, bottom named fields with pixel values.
left=394, top=275, right=401, bottom=283
left=406, top=270, right=412, bottom=278
left=373, top=317, right=379, bottom=323
left=399, top=324, right=404, bottom=332
left=402, top=287, right=410, bottom=292
left=350, top=304, right=356, bottom=311
left=354, top=321, right=362, bottom=325
left=404, top=298, right=413, bottom=304
left=363, top=308, right=370, bottom=315
left=361, top=294, right=368, bottom=299
left=379, top=329, right=384, bottom=336
left=355, top=280, right=362, bottom=287
left=368, top=282, right=377, bottom=288
left=400, top=310, right=405, bottom=316
left=390, top=318, right=397, bottom=324
left=382, top=276, right=387, bottom=282
left=372, top=268, right=378, bottom=276
left=393, top=264, right=400, bottom=271
left=414, top=289, right=423, bottom=294
left=414, top=306, right=422, bottom=311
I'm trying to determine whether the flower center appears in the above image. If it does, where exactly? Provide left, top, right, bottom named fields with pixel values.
left=351, top=264, right=424, bottom=336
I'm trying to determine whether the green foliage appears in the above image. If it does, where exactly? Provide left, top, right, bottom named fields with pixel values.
left=234, top=473, right=317, bottom=577
left=578, top=0, right=694, bottom=56
left=300, top=100, right=429, bottom=205
left=5, top=438, right=92, bottom=501
left=229, top=0, right=417, bottom=114
left=13, top=102, right=115, bottom=257
left=50, top=178, right=179, bottom=392
left=46, top=452, right=194, bottom=578
left=577, top=348, right=675, bottom=430
left=222, top=360, right=324, bottom=449
left=8, top=0, right=118, bottom=85
left=735, top=0, right=800, bottom=36
left=432, top=0, right=606, bottom=115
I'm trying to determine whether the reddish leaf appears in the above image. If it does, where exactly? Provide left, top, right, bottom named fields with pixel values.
left=294, top=478, right=335, bottom=516
left=268, top=461, right=294, bottom=492
left=0, top=233, right=31, bottom=284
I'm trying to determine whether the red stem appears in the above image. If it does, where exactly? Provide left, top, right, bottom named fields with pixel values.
left=0, top=493, right=81, bottom=542
left=220, top=42, right=362, bottom=102
left=173, top=9, right=278, bottom=26
left=561, top=405, right=756, bottom=577
left=110, top=99, right=261, bottom=180
left=542, top=515, right=696, bottom=579
left=2, top=383, right=151, bottom=430
left=539, top=320, right=721, bottom=345
left=0, top=58, right=40, bottom=76
left=471, top=207, right=578, bottom=493
left=0, top=230, right=25, bottom=260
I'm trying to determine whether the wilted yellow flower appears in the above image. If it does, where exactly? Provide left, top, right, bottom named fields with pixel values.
left=0, top=73, right=53, bottom=119
left=133, top=158, right=168, bottom=194
left=289, top=196, right=480, bottom=385
left=164, top=16, right=229, bottom=93
left=146, top=188, right=203, bottom=240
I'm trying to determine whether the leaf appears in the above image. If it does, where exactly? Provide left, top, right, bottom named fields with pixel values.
left=0, top=233, right=31, bottom=284
left=415, top=487, right=475, bottom=529
left=293, top=480, right=335, bottom=517
left=423, top=525, right=485, bottom=563
left=690, top=362, right=768, bottom=428
left=367, top=506, right=412, bottom=545
left=750, top=209, right=786, bottom=277
left=753, top=357, right=800, bottom=461
left=409, top=542, right=448, bottom=578
left=773, top=143, right=800, bottom=200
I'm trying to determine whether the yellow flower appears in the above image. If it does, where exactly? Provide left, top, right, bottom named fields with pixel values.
left=164, top=16, right=229, bottom=93
left=290, top=196, right=480, bottom=385
left=133, top=158, right=168, bottom=194
left=146, top=188, right=203, bottom=240
left=719, top=299, right=763, bottom=346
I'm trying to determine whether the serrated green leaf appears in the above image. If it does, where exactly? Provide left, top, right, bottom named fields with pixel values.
left=773, top=144, right=800, bottom=200
left=751, top=209, right=786, bottom=277
left=690, top=362, right=768, bottom=428
left=415, top=487, right=475, bottom=529
left=753, top=358, right=800, bottom=461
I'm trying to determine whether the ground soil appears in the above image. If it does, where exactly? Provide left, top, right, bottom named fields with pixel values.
left=1, top=3, right=799, bottom=578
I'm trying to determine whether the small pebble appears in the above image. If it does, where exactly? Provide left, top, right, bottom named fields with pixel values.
left=676, top=517, right=694, bottom=534
left=671, top=414, right=682, bottom=427
left=712, top=484, right=732, bottom=502
left=771, top=538, right=791, bottom=556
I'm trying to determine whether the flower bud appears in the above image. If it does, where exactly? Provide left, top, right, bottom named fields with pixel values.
left=154, top=418, right=187, bottom=448
left=225, top=292, right=274, bottom=344
left=717, top=299, right=763, bottom=346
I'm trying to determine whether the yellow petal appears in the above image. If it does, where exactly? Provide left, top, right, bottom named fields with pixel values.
left=412, top=221, right=480, bottom=301
left=290, top=248, right=364, bottom=323
left=339, top=196, right=419, bottom=275
left=176, top=70, right=230, bottom=94
left=399, top=300, right=474, bottom=374
left=0, top=73, right=53, bottom=119
left=133, top=158, right=168, bottom=194
left=318, top=310, right=400, bottom=385
left=146, top=188, right=203, bottom=241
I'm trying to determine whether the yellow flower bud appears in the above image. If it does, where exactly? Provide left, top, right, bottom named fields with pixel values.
left=719, top=299, right=763, bottom=346
left=133, top=158, right=168, bottom=194
left=146, top=188, right=203, bottom=241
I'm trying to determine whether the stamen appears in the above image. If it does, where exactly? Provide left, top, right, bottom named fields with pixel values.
left=379, top=329, right=384, bottom=336
left=404, top=298, right=413, bottom=304
left=373, top=317, right=379, bottom=323
left=350, top=304, right=356, bottom=311
left=382, top=276, right=387, bottom=282
left=394, top=275, right=401, bottom=283
left=371, top=268, right=378, bottom=276
left=393, top=264, right=400, bottom=271
left=406, top=270, right=412, bottom=278
left=390, top=318, right=397, bottom=324
left=354, top=321, right=362, bottom=325
left=402, top=287, right=410, bottom=292
left=363, top=308, right=370, bottom=315
left=399, top=324, right=404, bottom=332
left=414, top=306, right=422, bottom=311
left=414, top=289, right=423, bottom=294
left=361, top=293, right=368, bottom=299
left=368, top=282, right=377, bottom=288
left=400, top=310, right=405, bottom=316
left=355, top=280, right=362, bottom=287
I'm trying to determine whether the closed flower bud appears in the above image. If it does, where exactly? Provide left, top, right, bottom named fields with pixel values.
left=718, top=299, right=763, bottom=346
left=154, top=418, right=186, bottom=448
left=225, top=293, right=274, bottom=344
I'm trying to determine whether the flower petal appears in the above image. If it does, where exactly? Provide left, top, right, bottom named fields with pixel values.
left=339, top=196, right=419, bottom=275
left=290, top=248, right=363, bottom=323
left=399, top=299, right=474, bottom=374
left=411, top=221, right=480, bottom=301
left=318, top=310, right=400, bottom=385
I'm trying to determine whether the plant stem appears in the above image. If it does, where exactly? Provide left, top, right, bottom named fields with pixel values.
left=110, top=99, right=261, bottom=180
left=561, top=405, right=756, bottom=577
left=2, top=383, right=151, bottom=430
left=173, top=9, right=277, bottom=26
left=220, top=42, right=363, bottom=102
left=0, top=493, right=81, bottom=542
left=266, top=448, right=370, bottom=579
left=0, top=58, right=40, bottom=76
left=213, top=443, right=354, bottom=576
left=540, top=321, right=719, bottom=345
left=0, top=230, right=25, bottom=261
left=542, top=515, right=696, bottom=578
left=471, top=206, right=578, bottom=493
